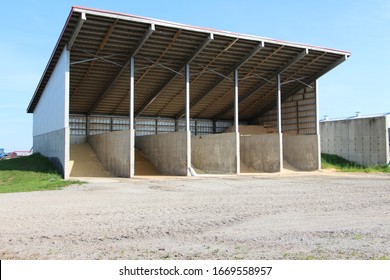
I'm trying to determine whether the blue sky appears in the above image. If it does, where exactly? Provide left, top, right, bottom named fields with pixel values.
left=0, top=0, right=389, bottom=151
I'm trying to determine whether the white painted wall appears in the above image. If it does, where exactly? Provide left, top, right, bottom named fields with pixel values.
left=33, top=48, right=69, bottom=136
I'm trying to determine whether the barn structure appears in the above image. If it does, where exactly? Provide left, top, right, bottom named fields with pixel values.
left=27, top=6, right=350, bottom=179
left=321, top=113, right=390, bottom=166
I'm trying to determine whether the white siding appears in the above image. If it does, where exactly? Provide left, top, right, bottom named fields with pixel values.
left=33, top=48, right=69, bottom=136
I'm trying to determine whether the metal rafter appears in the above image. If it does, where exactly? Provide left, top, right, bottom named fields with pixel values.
left=155, top=38, right=238, bottom=116
left=109, top=29, right=182, bottom=114
left=70, top=19, right=119, bottom=100
left=193, top=45, right=284, bottom=119
left=87, top=24, right=155, bottom=115
left=175, top=41, right=264, bottom=119
left=247, top=55, right=348, bottom=123
left=135, top=33, right=214, bottom=117
left=240, top=52, right=327, bottom=116
left=135, top=29, right=182, bottom=86
left=212, top=49, right=308, bottom=120
left=67, top=12, right=86, bottom=50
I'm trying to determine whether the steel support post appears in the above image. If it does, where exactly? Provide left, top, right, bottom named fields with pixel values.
left=185, top=64, right=190, bottom=132
left=315, top=80, right=321, bottom=169
left=234, top=69, right=240, bottom=174
left=129, top=57, right=135, bottom=178
left=185, top=64, right=191, bottom=175
left=86, top=115, right=90, bottom=137
left=277, top=74, right=283, bottom=171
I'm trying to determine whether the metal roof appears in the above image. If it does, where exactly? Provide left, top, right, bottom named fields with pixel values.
left=27, top=6, right=351, bottom=122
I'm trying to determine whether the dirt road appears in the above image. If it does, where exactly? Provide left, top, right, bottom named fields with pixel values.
left=0, top=172, right=389, bottom=259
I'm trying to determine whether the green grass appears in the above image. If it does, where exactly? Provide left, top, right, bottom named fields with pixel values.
left=0, top=153, right=82, bottom=194
left=321, top=153, right=390, bottom=173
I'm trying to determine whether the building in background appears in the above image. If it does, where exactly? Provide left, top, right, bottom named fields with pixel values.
left=320, top=113, right=390, bottom=166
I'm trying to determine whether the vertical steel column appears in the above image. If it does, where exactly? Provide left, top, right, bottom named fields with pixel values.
left=64, top=47, right=71, bottom=180
left=234, top=69, right=240, bottom=174
left=315, top=80, right=320, bottom=135
left=315, top=80, right=321, bottom=169
left=129, top=57, right=135, bottom=178
left=185, top=64, right=190, bottom=132
left=185, top=64, right=191, bottom=176
left=86, top=115, right=90, bottom=137
left=175, top=120, right=178, bottom=132
left=234, top=69, right=239, bottom=133
left=277, top=74, right=283, bottom=171
left=130, top=57, right=135, bottom=131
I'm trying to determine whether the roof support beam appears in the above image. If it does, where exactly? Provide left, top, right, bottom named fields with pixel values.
left=129, top=57, right=135, bottom=178
left=247, top=54, right=348, bottom=124
left=234, top=69, right=240, bottom=174
left=87, top=24, right=155, bottom=115
left=70, top=19, right=119, bottom=100
left=276, top=74, right=283, bottom=171
left=135, top=33, right=214, bottom=117
left=67, top=12, right=87, bottom=50
left=212, top=49, right=308, bottom=120
left=176, top=42, right=264, bottom=119
left=185, top=64, right=192, bottom=176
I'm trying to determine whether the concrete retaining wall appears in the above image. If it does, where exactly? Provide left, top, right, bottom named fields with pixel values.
left=192, top=132, right=237, bottom=174
left=88, top=130, right=131, bottom=177
left=241, top=134, right=281, bottom=172
left=321, top=117, right=389, bottom=166
left=283, top=134, right=320, bottom=170
left=33, top=128, right=70, bottom=178
left=135, top=132, right=188, bottom=176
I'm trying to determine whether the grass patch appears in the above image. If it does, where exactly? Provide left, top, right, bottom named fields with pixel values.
left=0, top=153, right=82, bottom=194
left=321, top=153, right=390, bottom=173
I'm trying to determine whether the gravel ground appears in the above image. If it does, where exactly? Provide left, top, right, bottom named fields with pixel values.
left=0, top=171, right=389, bottom=260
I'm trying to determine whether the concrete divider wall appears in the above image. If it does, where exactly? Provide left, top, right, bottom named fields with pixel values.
left=241, top=134, right=281, bottom=172
left=283, top=134, right=319, bottom=170
left=135, top=132, right=188, bottom=176
left=321, top=117, right=389, bottom=166
left=88, top=130, right=131, bottom=177
left=192, top=132, right=237, bottom=174
left=33, top=128, right=70, bottom=178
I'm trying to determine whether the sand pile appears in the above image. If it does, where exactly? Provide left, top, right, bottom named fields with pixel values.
left=135, top=149, right=161, bottom=176
left=225, top=125, right=277, bottom=135
left=69, top=143, right=111, bottom=177
left=240, top=160, right=260, bottom=173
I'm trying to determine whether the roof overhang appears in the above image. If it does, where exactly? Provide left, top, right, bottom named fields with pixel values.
left=27, top=6, right=351, bottom=122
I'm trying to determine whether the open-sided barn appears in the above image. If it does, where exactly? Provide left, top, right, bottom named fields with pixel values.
left=27, top=6, right=350, bottom=178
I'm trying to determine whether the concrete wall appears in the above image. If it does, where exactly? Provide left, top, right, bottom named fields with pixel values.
left=88, top=130, right=131, bottom=177
left=192, top=132, right=237, bottom=174
left=135, top=132, right=188, bottom=176
left=321, top=117, right=389, bottom=166
left=283, top=135, right=320, bottom=171
left=33, top=48, right=70, bottom=178
left=240, top=134, right=281, bottom=172
left=33, top=128, right=70, bottom=178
